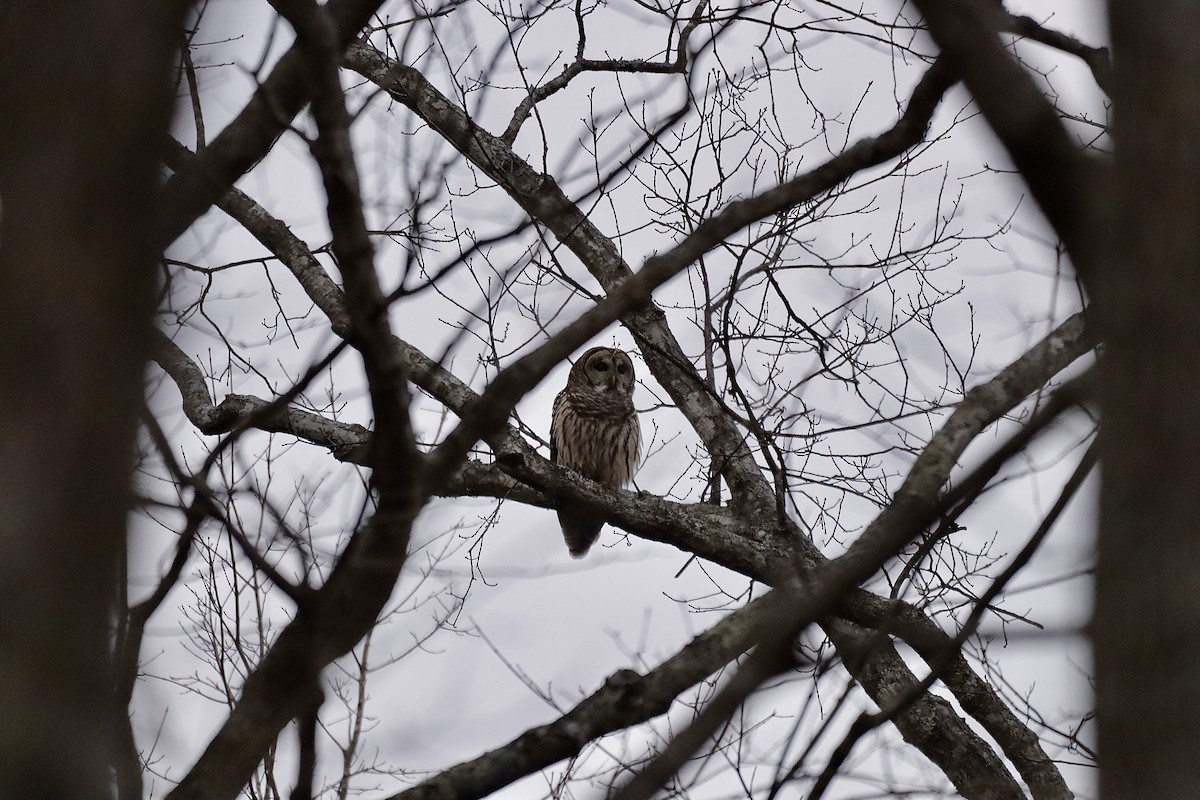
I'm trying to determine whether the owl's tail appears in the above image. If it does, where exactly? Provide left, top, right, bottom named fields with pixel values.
left=557, top=508, right=604, bottom=558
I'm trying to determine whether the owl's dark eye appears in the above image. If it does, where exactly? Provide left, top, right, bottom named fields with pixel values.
left=616, top=363, right=628, bottom=374
left=593, top=360, right=609, bottom=372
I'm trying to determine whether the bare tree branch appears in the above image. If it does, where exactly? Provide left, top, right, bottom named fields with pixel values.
left=158, top=0, right=390, bottom=246
left=384, top=589, right=795, bottom=800
left=909, top=0, right=1103, bottom=272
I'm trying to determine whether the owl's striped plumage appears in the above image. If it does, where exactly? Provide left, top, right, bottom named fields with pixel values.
left=550, top=347, right=641, bottom=558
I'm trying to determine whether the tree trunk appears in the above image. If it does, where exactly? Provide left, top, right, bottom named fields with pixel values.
left=1097, top=1, right=1200, bottom=797
left=0, top=4, right=184, bottom=796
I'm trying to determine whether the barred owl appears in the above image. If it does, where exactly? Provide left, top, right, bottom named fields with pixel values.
left=550, top=346, right=641, bottom=558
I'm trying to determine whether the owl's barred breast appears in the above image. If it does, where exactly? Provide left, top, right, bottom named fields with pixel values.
left=554, top=397, right=640, bottom=486
left=568, top=387, right=635, bottom=420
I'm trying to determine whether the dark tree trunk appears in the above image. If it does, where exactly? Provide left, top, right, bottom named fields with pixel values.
left=0, top=3, right=185, bottom=797
left=1097, top=1, right=1200, bottom=797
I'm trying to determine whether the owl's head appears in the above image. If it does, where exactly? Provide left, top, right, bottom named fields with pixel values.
left=571, top=346, right=636, bottom=395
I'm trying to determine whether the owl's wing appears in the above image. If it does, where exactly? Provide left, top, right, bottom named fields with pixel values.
left=549, top=390, right=565, bottom=464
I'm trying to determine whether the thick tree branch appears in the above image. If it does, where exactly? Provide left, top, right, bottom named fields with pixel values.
left=384, top=589, right=796, bottom=800
left=836, top=590, right=1077, bottom=800
left=273, top=0, right=419, bottom=485
left=1002, top=13, right=1113, bottom=96
left=849, top=313, right=1091, bottom=565
left=154, top=330, right=546, bottom=505
left=816, top=445, right=1098, bottom=800
left=908, top=0, right=1103, bottom=274
left=163, top=138, right=354, bottom=337
left=153, top=331, right=371, bottom=459
left=158, top=0, right=388, bottom=247
left=167, top=4, right=428, bottom=798
left=615, top=376, right=1085, bottom=800
left=822, top=619, right=1028, bottom=800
